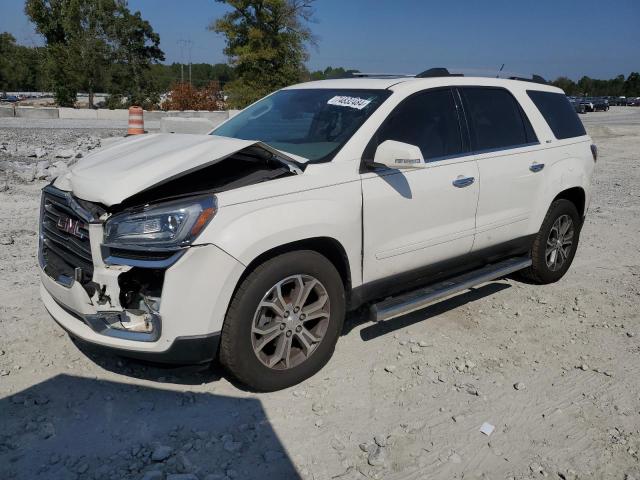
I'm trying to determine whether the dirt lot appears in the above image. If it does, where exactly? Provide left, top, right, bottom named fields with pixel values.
left=1, top=108, right=639, bottom=480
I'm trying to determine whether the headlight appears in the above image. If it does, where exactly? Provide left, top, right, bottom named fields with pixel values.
left=104, top=196, right=216, bottom=249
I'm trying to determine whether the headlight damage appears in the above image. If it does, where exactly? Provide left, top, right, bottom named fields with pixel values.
left=104, top=195, right=216, bottom=249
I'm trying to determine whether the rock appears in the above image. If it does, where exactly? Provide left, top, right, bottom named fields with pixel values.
left=530, top=462, right=543, bottom=474
left=33, top=147, right=48, bottom=158
left=367, top=446, right=388, bottom=467
left=14, top=165, right=36, bottom=182
left=46, top=161, right=69, bottom=180
left=514, top=382, right=526, bottom=390
left=418, top=340, right=429, bottom=347
left=410, top=346, right=421, bottom=354
left=166, top=475, right=199, bottom=480
left=373, top=435, right=387, bottom=447
left=0, top=236, right=13, bottom=246
left=223, top=440, right=242, bottom=452
left=55, top=149, right=76, bottom=159
left=35, top=160, right=49, bottom=179
left=384, top=365, right=396, bottom=373
left=141, top=472, right=163, bottom=480
left=359, top=442, right=375, bottom=453
left=151, top=445, right=173, bottom=462
left=579, top=364, right=589, bottom=371
left=627, top=332, right=635, bottom=338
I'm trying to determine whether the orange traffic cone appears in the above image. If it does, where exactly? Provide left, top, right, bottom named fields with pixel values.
left=127, top=106, right=145, bottom=135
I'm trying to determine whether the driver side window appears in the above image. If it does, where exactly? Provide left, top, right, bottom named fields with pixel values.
left=377, top=88, right=465, bottom=161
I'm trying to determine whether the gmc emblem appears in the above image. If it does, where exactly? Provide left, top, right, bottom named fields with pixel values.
left=57, top=216, right=85, bottom=239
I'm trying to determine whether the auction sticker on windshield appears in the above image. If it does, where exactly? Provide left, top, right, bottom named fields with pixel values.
left=327, top=96, right=372, bottom=110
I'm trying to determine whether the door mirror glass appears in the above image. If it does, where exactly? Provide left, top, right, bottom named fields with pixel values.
left=373, top=140, right=426, bottom=169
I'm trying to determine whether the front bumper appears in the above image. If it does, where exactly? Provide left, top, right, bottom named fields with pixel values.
left=40, top=242, right=246, bottom=364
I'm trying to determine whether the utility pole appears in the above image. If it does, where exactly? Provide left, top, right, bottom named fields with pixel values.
left=177, top=39, right=194, bottom=85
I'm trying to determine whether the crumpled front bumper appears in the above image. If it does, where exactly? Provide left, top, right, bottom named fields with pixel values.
left=40, top=243, right=246, bottom=364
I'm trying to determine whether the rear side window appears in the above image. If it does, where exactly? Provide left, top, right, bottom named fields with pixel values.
left=527, top=90, right=586, bottom=139
left=461, top=87, right=537, bottom=151
left=376, top=88, right=465, bottom=160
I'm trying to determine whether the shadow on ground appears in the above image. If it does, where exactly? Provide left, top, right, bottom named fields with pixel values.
left=0, top=374, right=301, bottom=480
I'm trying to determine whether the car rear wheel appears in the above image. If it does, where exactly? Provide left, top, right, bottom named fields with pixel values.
left=519, top=199, right=581, bottom=284
left=219, top=250, right=345, bottom=391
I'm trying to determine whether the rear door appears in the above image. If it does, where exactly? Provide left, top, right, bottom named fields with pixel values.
left=361, top=88, right=479, bottom=285
left=458, top=86, right=544, bottom=252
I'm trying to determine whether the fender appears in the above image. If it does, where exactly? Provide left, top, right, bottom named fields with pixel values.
left=196, top=180, right=364, bottom=289
left=529, top=150, right=594, bottom=233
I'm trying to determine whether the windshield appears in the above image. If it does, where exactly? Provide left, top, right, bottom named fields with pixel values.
left=212, top=88, right=391, bottom=162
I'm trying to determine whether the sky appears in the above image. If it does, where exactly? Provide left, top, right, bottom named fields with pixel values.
left=1, top=0, right=638, bottom=81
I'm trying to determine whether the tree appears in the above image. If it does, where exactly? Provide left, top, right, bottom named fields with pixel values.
left=624, top=72, right=640, bottom=97
left=551, top=76, right=577, bottom=95
left=25, top=0, right=164, bottom=107
left=0, top=32, right=46, bottom=92
left=210, top=0, right=316, bottom=108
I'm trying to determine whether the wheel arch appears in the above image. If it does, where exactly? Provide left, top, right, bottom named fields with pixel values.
left=233, top=237, right=353, bottom=305
left=553, top=186, right=586, bottom=219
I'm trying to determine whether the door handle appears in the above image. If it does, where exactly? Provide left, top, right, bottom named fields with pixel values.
left=529, top=162, right=545, bottom=172
left=452, top=176, right=475, bottom=188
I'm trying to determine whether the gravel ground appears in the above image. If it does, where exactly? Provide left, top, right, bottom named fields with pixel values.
left=0, top=108, right=639, bottom=480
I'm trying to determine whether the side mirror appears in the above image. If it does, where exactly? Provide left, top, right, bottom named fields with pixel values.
left=372, top=140, right=426, bottom=169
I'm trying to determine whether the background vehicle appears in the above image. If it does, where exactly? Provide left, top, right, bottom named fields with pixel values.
left=39, top=70, right=595, bottom=391
left=568, top=96, right=586, bottom=113
left=592, top=97, right=610, bottom=111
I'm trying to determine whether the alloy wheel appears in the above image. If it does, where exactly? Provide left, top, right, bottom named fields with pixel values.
left=545, top=214, right=574, bottom=271
left=251, top=275, right=330, bottom=370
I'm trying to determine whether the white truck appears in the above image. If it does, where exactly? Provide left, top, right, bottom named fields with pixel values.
left=39, top=69, right=596, bottom=391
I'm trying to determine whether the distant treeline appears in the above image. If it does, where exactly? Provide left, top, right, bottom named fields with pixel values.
left=552, top=74, right=640, bottom=97
left=2, top=32, right=639, bottom=98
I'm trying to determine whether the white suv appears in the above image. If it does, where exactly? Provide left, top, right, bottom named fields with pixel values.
left=39, top=70, right=596, bottom=391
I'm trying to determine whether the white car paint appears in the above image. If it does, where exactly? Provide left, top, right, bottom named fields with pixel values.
left=40, top=75, right=595, bottom=359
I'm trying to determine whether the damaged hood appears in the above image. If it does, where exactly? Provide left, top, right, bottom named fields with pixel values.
left=54, top=134, right=304, bottom=206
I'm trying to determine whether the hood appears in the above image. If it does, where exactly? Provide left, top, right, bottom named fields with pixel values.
left=54, top=134, right=304, bottom=206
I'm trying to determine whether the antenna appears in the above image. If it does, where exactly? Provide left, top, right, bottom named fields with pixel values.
left=496, top=64, right=505, bottom=78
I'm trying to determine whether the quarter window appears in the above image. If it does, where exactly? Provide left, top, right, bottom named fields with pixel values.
left=527, top=90, right=586, bottom=139
left=376, top=88, right=465, bottom=161
left=461, top=87, right=537, bottom=151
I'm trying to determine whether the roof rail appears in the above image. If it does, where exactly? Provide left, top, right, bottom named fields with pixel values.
left=508, top=74, right=548, bottom=85
left=345, top=72, right=414, bottom=78
left=416, top=67, right=464, bottom=78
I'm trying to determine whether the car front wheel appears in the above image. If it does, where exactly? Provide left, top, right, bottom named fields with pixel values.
left=219, top=250, right=345, bottom=391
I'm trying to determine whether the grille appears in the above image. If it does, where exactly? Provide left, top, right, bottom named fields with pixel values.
left=40, top=189, right=94, bottom=282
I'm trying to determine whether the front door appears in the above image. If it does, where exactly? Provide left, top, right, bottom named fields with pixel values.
left=361, top=88, right=479, bottom=285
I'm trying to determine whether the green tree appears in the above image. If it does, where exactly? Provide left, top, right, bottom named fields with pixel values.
left=210, top=0, right=316, bottom=108
left=551, top=76, right=577, bottom=95
left=0, top=32, right=46, bottom=91
left=624, top=72, right=640, bottom=97
left=25, top=0, right=164, bottom=107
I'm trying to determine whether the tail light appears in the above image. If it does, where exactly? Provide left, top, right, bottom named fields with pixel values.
left=590, top=144, right=598, bottom=162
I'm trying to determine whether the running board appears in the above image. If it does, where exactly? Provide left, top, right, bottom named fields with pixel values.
left=371, top=256, right=532, bottom=322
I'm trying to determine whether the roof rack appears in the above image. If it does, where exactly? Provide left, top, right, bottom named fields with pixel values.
left=507, top=74, right=548, bottom=85
left=415, top=67, right=463, bottom=78
left=344, top=72, right=413, bottom=78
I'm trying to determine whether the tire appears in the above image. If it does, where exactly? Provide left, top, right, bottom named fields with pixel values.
left=519, top=199, right=581, bottom=284
left=219, top=250, right=345, bottom=391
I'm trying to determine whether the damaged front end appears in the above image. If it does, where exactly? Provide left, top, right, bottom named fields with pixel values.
left=40, top=139, right=300, bottom=343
